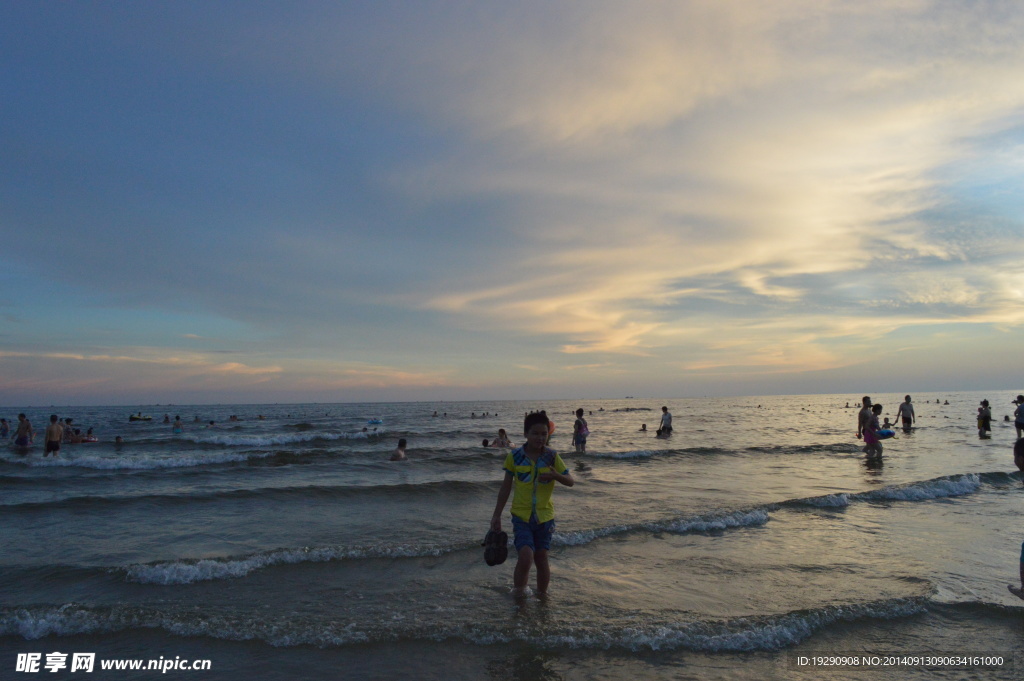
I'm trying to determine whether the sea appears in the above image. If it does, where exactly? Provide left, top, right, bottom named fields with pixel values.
left=2, top=391, right=1023, bottom=680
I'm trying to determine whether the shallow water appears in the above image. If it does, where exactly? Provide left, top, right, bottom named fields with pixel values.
left=2, top=392, right=1023, bottom=679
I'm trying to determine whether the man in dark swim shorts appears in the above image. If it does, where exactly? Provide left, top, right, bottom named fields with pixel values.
left=13, top=413, right=33, bottom=447
left=44, top=414, right=63, bottom=457
left=895, top=395, right=915, bottom=429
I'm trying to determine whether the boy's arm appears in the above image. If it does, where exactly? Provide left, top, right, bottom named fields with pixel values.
left=546, top=470, right=574, bottom=487
left=539, top=456, right=574, bottom=487
left=490, top=473, right=513, bottom=531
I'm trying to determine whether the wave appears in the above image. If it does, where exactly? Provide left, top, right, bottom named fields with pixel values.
left=579, top=443, right=864, bottom=461
left=120, top=507, right=771, bottom=585
left=746, top=443, right=863, bottom=455
left=184, top=430, right=385, bottom=447
left=555, top=508, right=771, bottom=547
left=0, top=596, right=933, bottom=652
left=123, top=541, right=466, bottom=585
left=13, top=473, right=999, bottom=583
left=0, top=442, right=399, bottom=472
left=522, top=597, right=931, bottom=652
left=0, top=479, right=499, bottom=512
left=577, top=446, right=746, bottom=460
left=788, top=473, right=985, bottom=509
left=580, top=449, right=658, bottom=459
left=2, top=450, right=275, bottom=471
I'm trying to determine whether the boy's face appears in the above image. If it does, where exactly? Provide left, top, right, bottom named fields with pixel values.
left=525, top=423, right=548, bottom=449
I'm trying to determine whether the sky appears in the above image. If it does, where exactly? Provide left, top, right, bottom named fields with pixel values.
left=2, top=0, right=1024, bottom=405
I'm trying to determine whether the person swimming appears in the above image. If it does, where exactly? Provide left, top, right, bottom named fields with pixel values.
left=492, top=428, right=512, bottom=448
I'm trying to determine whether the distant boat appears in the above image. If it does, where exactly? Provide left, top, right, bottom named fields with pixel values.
left=129, top=414, right=152, bottom=422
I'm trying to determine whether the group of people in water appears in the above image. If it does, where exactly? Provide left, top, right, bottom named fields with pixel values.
left=2, top=410, right=272, bottom=454
left=855, top=394, right=1024, bottom=463
left=858, top=390, right=1024, bottom=600
left=2, top=413, right=102, bottom=454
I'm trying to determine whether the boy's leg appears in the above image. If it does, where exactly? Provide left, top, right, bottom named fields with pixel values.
left=1012, top=542, right=1024, bottom=600
left=534, top=549, right=550, bottom=594
left=514, top=546, right=534, bottom=592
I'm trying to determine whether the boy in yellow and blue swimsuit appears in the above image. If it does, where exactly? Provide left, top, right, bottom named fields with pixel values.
left=490, top=411, right=574, bottom=597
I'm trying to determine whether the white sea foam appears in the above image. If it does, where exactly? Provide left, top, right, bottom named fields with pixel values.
left=653, top=508, right=771, bottom=534
left=554, top=508, right=771, bottom=546
left=553, top=524, right=635, bottom=546
left=583, top=450, right=656, bottom=459
left=17, top=451, right=267, bottom=470
left=186, top=430, right=380, bottom=447
left=788, top=474, right=984, bottom=510
left=518, top=597, right=928, bottom=652
left=799, top=493, right=851, bottom=508
left=132, top=508, right=774, bottom=584
left=124, top=543, right=453, bottom=584
left=1, top=597, right=928, bottom=652
left=860, top=474, right=982, bottom=502
left=0, top=605, right=119, bottom=639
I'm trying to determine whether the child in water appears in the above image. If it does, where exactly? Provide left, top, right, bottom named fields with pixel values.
left=1010, top=531, right=1024, bottom=600
left=863, top=404, right=884, bottom=459
left=977, top=400, right=992, bottom=437
left=492, top=429, right=512, bottom=448
left=572, top=408, right=589, bottom=453
left=490, top=411, right=574, bottom=598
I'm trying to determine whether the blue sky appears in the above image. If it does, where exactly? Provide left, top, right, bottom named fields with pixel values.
left=2, top=1, right=1024, bottom=405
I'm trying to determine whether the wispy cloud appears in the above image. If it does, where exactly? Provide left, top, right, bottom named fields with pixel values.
left=2, top=1, right=1024, bottom=401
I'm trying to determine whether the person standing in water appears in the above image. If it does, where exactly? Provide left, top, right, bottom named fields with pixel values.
left=492, top=429, right=512, bottom=448
left=856, top=396, right=872, bottom=451
left=978, top=400, right=992, bottom=437
left=13, top=413, right=33, bottom=448
left=490, top=411, right=574, bottom=598
left=659, top=406, right=673, bottom=435
left=1010, top=531, right=1024, bottom=600
left=572, top=408, right=589, bottom=453
left=44, top=415, right=62, bottom=457
left=1013, top=396, right=1024, bottom=439
left=895, top=395, right=915, bottom=430
left=863, top=403, right=884, bottom=458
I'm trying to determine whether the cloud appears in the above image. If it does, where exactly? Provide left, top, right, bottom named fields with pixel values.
left=382, top=1, right=1024, bottom=365
left=0, top=349, right=282, bottom=375
left=3, top=1, right=1024, bottom=401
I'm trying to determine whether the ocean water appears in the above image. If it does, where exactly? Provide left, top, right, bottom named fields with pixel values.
left=2, top=392, right=1023, bottom=679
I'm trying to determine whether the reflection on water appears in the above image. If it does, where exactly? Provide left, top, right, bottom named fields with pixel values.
left=2, top=391, right=1022, bottom=680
